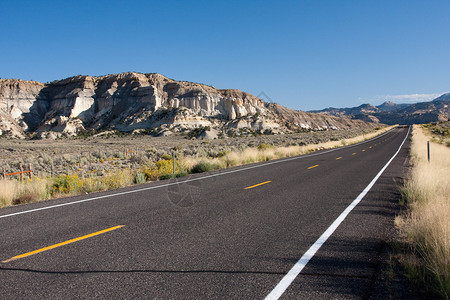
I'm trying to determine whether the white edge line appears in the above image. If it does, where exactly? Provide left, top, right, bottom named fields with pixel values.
left=264, top=126, right=410, bottom=300
left=0, top=129, right=395, bottom=220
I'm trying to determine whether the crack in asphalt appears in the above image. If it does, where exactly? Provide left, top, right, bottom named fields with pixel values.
left=0, top=266, right=373, bottom=280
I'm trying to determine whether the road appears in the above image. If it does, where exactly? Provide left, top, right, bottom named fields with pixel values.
left=0, top=126, right=411, bottom=299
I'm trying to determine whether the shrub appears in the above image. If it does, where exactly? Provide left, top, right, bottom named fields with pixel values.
left=13, top=193, right=36, bottom=205
left=78, top=177, right=108, bottom=193
left=159, top=173, right=175, bottom=180
left=159, top=171, right=188, bottom=180
left=100, top=169, right=134, bottom=189
left=141, top=159, right=183, bottom=181
left=130, top=152, right=149, bottom=164
left=187, top=126, right=210, bottom=139
left=257, top=143, right=271, bottom=151
left=52, top=175, right=81, bottom=194
left=142, top=166, right=160, bottom=181
left=216, top=150, right=228, bottom=157
left=156, top=159, right=179, bottom=176
left=175, top=171, right=188, bottom=178
left=190, top=161, right=215, bottom=173
left=134, top=172, right=146, bottom=184
left=160, top=153, right=173, bottom=160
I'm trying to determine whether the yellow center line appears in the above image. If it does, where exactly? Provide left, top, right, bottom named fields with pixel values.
left=2, top=225, right=125, bottom=263
left=245, top=181, right=271, bottom=189
left=362, top=149, right=366, bottom=152
left=336, top=157, right=343, bottom=160
left=307, top=165, right=319, bottom=169
left=352, top=153, right=356, bottom=155
left=369, top=146, right=372, bottom=148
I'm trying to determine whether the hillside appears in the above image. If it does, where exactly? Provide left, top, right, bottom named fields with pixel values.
left=0, top=72, right=374, bottom=139
left=310, top=94, right=450, bottom=125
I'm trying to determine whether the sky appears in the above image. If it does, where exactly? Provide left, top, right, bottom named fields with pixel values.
left=1, top=0, right=449, bottom=111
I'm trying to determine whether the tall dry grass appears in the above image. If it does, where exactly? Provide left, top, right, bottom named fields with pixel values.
left=184, top=125, right=396, bottom=168
left=0, top=178, right=50, bottom=207
left=396, top=125, right=450, bottom=298
left=0, top=171, right=135, bottom=208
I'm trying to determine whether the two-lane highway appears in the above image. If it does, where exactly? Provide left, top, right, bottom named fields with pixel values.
left=0, top=127, right=411, bottom=299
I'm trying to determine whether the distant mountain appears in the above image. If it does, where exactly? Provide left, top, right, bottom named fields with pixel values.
left=310, top=93, right=450, bottom=125
left=376, top=101, right=409, bottom=112
left=0, top=72, right=374, bottom=139
left=432, top=92, right=450, bottom=102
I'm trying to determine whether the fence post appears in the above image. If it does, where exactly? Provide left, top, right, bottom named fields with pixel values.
left=29, top=163, right=32, bottom=179
left=2, top=167, right=5, bottom=180
left=19, top=163, right=23, bottom=182
left=427, top=141, right=430, bottom=162
left=172, top=151, right=176, bottom=175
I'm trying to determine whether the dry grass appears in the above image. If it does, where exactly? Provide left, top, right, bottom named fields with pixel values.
left=396, top=125, right=450, bottom=298
left=0, top=180, right=17, bottom=206
left=0, top=178, right=49, bottom=206
left=185, top=125, right=396, bottom=168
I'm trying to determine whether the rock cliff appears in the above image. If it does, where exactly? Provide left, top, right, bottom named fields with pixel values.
left=0, top=72, right=375, bottom=138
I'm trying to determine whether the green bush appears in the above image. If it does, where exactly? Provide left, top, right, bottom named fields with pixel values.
left=176, top=171, right=188, bottom=178
left=257, top=143, right=271, bottom=150
left=159, top=173, right=175, bottom=180
left=216, top=150, right=228, bottom=157
left=190, top=161, right=215, bottom=173
left=159, top=171, right=188, bottom=180
left=160, top=153, right=173, bottom=160
left=187, top=126, right=210, bottom=138
left=134, top=172, right=146, bottom=184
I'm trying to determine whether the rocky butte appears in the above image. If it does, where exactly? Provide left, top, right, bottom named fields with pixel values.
left=0, top=72, right=374, bottom=139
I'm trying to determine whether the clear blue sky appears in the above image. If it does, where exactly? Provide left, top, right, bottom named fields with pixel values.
left=1, top=0, right=449, bottom=110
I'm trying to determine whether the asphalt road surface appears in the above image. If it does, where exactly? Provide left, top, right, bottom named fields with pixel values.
left=0, top=126, right=411, bottom=299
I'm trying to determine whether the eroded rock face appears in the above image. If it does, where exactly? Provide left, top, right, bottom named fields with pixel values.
left=0, top=79, right=48, bottom=138
left=0, top=72, right=374, bottom=139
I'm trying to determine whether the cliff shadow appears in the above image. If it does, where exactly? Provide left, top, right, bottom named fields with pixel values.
left=21, top=86, right=51, bottom=132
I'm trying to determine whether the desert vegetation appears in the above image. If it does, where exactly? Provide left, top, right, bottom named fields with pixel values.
left=0, top=126, right=393, bottom=208
left=423, top=121, right=450, bottom=147
left=396, top=123, right=449, bottom=299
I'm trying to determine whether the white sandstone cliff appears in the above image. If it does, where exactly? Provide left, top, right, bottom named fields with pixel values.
left=0, top=72, right=374, bottom=139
